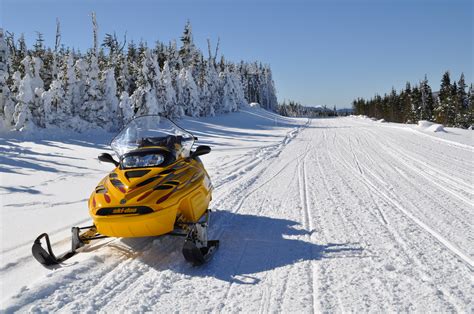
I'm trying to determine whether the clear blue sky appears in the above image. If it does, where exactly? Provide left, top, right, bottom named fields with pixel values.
left=1, top=0, right=472, bottom=108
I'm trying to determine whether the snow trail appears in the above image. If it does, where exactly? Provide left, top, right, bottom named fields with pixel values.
left=1, top=114, right=473, bottom=312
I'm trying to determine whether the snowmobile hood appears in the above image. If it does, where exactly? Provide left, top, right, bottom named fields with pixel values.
left=89, top=157, right=211, bottom=216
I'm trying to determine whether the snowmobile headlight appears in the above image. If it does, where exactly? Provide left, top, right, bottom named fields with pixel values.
left=122, top=154, right=165, bottom=168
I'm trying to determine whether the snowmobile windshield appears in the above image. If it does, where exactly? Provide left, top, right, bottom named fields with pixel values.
left=111, top=116, right=195, bottom=158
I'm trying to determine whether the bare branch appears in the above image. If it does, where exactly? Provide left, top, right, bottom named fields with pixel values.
left=214, top=37, right=220, bottom=63
left=91, top=12, right=98, bottom=55
left=55, top=18, right=61, bottom=53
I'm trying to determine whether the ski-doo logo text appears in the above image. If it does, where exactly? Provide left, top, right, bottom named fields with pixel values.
left=112, top=208, right=137, bottom=214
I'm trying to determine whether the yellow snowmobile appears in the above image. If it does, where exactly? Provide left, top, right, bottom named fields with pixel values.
left=32, top=115, right=219, bottom=267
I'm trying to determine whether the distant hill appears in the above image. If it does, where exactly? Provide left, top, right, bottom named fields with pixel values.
left=337, top=108, right=354, bottom=114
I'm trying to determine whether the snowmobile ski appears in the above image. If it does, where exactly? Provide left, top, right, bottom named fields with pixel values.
left=182, top=239, right=219, bottom=266
left=32, top=226, right=106, bottom=267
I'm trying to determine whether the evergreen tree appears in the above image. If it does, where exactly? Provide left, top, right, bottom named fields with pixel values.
left=467, top=84, right=474, bottom=127
left=400, top=82, right=414, bottom=123
left=435, top=71, right=455, bottom=125
left=131, top=49, right=162, bottom=116
left=101, top=68, right=119, bottom=130
left=159, top=61, right=180, bottom=118
left=220, top=67, right=239, bottom=113
left=179, top=21, right=199, bottom=68
left=13, top=57, right=37, bottom=131
left=198, top=60, right=214, bottom=117
left=206, top=61, right=221, bottom=115
left=0, top=29, right=15, bottom=128
left=82, top=51, right=104, bottom=123
left=419, top=75, right=434, bottom=121
left=179, top=67, right=200, bottom=117
left=62, top=53, right=78, bottom=116
left=455, top=73, right=468, bottom=127
left=119, top=91, right=133, bottom=123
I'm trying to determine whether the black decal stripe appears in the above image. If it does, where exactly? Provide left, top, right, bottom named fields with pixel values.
left=125, top=170, right=151, bottom=179
left=164, top=181, right=179, bottom=186
left=136, top=176, right=162, bottom=187
left=96, top=206, right=154, bottom=216
left=158, top=169, right=174, bottom=175
left=154, top=185, right=174, bottom=190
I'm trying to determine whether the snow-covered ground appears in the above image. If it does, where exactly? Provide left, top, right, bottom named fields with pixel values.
left=1, top=109, right=473, bottom=312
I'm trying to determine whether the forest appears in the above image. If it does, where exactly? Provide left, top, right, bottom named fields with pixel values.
left=0, top=15, right=278, bottom=132
left=352, top=73, right=473, bottom=128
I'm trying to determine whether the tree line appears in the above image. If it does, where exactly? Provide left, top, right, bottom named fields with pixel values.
left=352, top=72, right=473, bottom=128
left=0, top=16, right=278, bottom=132
left=277, top=100, right=338, bottom=118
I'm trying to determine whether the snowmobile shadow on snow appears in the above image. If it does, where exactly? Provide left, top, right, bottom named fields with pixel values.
left=125, top=210, right=364, bottom=284
left=194, top=210, right=364, bottom=284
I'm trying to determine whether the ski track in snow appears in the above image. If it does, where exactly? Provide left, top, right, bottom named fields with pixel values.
left=1, top=113, right=473, bottom=312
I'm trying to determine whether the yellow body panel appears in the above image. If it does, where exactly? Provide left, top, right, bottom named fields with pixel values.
left=89, top=157, right=213, bottom=238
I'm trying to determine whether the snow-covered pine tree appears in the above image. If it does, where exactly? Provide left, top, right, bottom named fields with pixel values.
left=230, top=69, right=247, bottom=108
left=74, top=57, right=87, bottom=113
left=263, top=66, right=278, bottom=111
left=198, top=60, right=213, bottom=117
left=13, top=56, right=37, bottom=131
left=219, top=67, right=239, bottom=113
left=117, top=53, right=131, bottom=95
left=159, top=61, right=180, bottom=118
left=180, top=67, right=201, bottom=117
left=119, top=91, right=133, bottom=124
left=167, top=40, right=182, bottom=73
left=205, top=60, right=221, bottom=116
left=131, top=49, right=161, bottom=116
left=62, top=53, right=78, bottom=117
left=154, top=41, right=167, bottom=69
left=80, top=12, right=109, bottom=127
left=10, top=34, right=28, bottom=77
left=82, top=50, right=104, bottom=124
left=32, top=32, right=55, bottom=91
left=40, top=78, right=65, bottom=127
left=0, top=28, right=16, bottom=128
left=179, top=21, right=199, bottom=68
left=101, top=68, right=119, bottom=130
left=25, top=56, right=45, bottom=126
left=126, top=40, right=139, bottom=94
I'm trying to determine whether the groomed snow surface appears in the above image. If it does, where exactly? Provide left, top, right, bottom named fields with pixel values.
left=1, top=108, right=473, bottom=312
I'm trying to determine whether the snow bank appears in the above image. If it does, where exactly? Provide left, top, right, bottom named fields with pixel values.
left=249, top=102, right=260, bottom=108
left=377, top=119, right=386, bottom=123
left=426, top=124, right=445, bottom=132
left=418, top=120, right=445, bottom=133
left=418, top=120, right=434, bottom=128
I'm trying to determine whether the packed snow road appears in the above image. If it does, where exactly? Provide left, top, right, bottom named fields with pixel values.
left=1, top=111, right=473, bottom=312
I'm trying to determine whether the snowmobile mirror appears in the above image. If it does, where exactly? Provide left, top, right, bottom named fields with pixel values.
left=98, top=153, right=119, bottom=166
left=191, top=146, right=211, bottom=159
